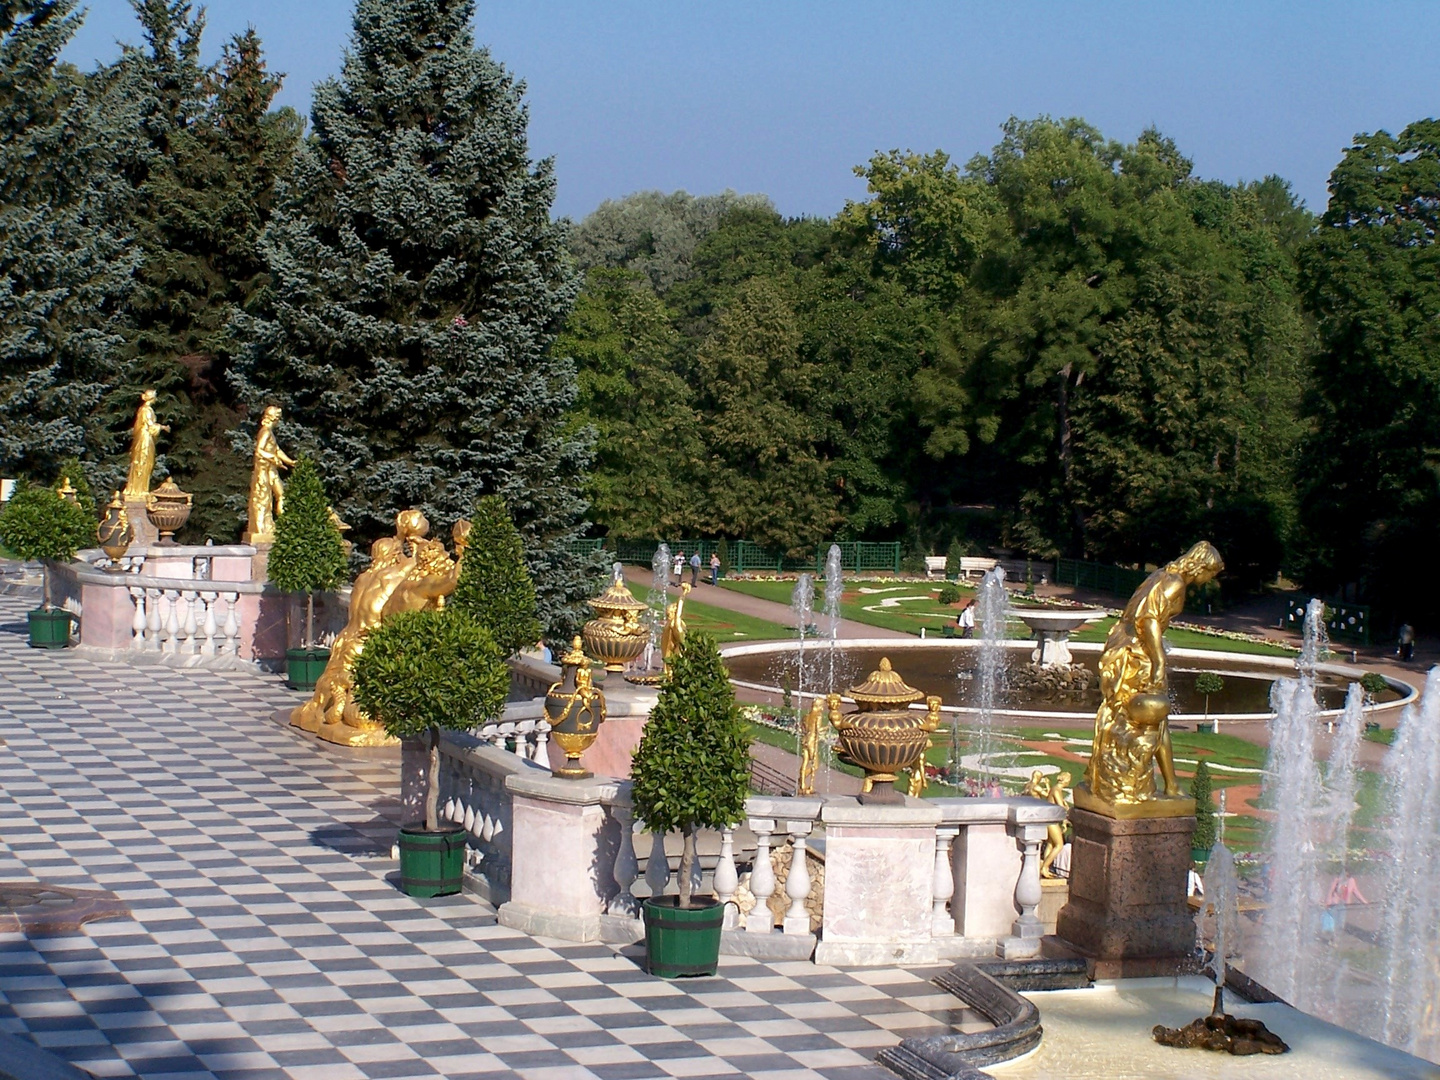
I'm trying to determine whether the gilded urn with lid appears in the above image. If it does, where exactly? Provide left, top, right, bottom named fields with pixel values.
left=833, top=657, right=941, bottom=803
left=581, top=565, right=649, bottom=672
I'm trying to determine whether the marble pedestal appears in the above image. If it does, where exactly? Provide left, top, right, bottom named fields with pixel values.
left=123, top=501, right=159, bottom=549
left=814, top=798, right=940, bottom=966
left=1051, top=806, right=1197, bottom=978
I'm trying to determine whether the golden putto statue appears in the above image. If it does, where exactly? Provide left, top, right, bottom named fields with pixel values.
left=122, top=389, right=168, bottom=502
left=1077, top=541, right=1224, bottom=817
left=660, top=582, right=690, bottom=661
left=292, top=510, right=469, bottom=747
left=245, top=405, right=295, bottom=543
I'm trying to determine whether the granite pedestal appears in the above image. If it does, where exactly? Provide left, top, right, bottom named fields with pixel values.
left=1051, top=805, right=1197, bottom=978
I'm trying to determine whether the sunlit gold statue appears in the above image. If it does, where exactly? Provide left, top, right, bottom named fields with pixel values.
left=244, top=405, right=295, bottom=543
left=660, top=582, right=690, bottom=661
left=1077, top=541, right=1223, bottom=817
left=797, top=697, right=825, bottom=795
left=122, top=390, right=168, bottom=501
left=292, top=511, right=468, bottom=747
left=1024, top=769, right=1073, bottom=877
left=907, top=696, right=944, bottom=797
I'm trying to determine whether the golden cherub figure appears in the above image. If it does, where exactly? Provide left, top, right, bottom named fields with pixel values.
left=245, top=405, right=296, bottom=543
left=797, top=697, right=826, bottom=796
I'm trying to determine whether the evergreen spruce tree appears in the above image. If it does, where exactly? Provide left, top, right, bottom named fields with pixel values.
left=267, top=457, right=349, bottom=648
left=109, top=5, right=301, bottom=539
left=1190, top=760, right=1217, bottom=853
left=0, top=1, right=137, bottom=484
left=449, top=495, right=540, bottom=658
left=230, top=0, right=592, bottom=637
left=629, top=633, right=751, bottom=908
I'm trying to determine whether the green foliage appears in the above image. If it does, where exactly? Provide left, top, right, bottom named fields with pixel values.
left=1194, top=672, right=1225, bottom=696
left=54, top=457, right=96, bottom=515
left=267, top=457, right=348, bottom=595
left=1296, top=119, right=1440, bottom=619
left=449, top=496, right=541, bottom=657
left=0, top=0, right=138, bottom=485
left=1190, top=760, right=1217, bottom=851
left=937, top=582, right=962, bottom=606
left=630, top=632, right=750, bottom=839
left=716, top=537, right=730, bottom=575
left=944, top=538, right=968, bottom=577
left=229, top=0, right=591, bottom=636
left=0, top=483, right=93, bottom=563
left=351, top=609, right=509, bottom=742
left=1359, top=672, right=1388, bottom=696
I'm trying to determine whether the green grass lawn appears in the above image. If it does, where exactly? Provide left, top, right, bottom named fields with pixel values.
left=629, top=583, right=790, bottom=641
left=720, top=578, right=1295, bottom=656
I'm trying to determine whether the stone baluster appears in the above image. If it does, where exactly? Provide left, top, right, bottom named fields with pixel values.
left=1002, top=820, right=1049, bottom=960
left=145, top=588, right=163, bottom=648
left=746, top=816, right=777, bottom=933
left=130, top=588, right=148, bottom=649
left=714, top=828, right=739, bottom=929
left=608, top=802, right=639, bottom=917
left=180, top=590, right=198, bottom=653
left=533, top=721, right=549, bottom=764
left=161, top=592, right=180, bottom=653
left=782, top=821, right=813, bottom=935
left=221, top=593, right=241, bottom=655
left=644, top=829, right=670, bottom=898
left=933, top=824, right=959, bottom=936
left=200, top=594, right=218, bottom=656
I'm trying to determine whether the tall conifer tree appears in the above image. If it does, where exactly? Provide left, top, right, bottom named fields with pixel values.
left=0, top=0, right=136, bottom=484
left=230, top=0, right=592, bottom=636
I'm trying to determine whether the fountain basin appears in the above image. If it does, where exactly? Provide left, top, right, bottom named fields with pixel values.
left=721, top=639, right=1414, bottom=723
left=1010, top=607, right=1107, bottom=667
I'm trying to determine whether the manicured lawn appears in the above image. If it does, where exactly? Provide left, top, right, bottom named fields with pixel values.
left=720, top=578, right=1296, bottom=656
left=629, top=583, right=790, bottom=641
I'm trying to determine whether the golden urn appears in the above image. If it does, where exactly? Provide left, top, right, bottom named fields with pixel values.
left=833, top=657, right=940, bottom=804
left=97, top=491, right=133, bottom=568
left=581, top=569, right=649, bottom=672
left=145, top=476, right=192, bottom=545
left=544, top=638, right=607, bottom=779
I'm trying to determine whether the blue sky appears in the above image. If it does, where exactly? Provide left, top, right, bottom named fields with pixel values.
left=65, top=1, right=1439, bottom=221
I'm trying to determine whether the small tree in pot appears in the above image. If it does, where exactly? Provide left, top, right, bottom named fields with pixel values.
left=0, top=482, right=94, bottom=648
left=629, top=631, right=750, bottom=977
left=266, top=457, right=349, bottom=690
left=1194, top=671, right=1224, bottom=731
left=449, top=495, right=540, bottom=657
left=352, top=608, right=509, bottom=897
left=1190, top=760, right=1218, bottom=864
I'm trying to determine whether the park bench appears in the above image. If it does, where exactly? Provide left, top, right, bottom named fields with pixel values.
left=958, top=556, right=999, bottom=580
left=924, top=556, right=948, bottom=578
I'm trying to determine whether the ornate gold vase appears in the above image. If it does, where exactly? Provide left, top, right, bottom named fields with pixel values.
left=96, top=492, right=133, bottom=569
left=145, top=477, right=192, bottom=545
left=545, top=638, right=607, bottom=779
left=833, top=658, right=939, bottom=803
left=581, top=574, right=649, bottom=672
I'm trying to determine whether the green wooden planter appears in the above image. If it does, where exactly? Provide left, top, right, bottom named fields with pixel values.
left=642, top=895, right=723, bottom=978
left=397, top=824, right=466, bottom=898
left=286, top=647, right=330, bottom=691
left=27, top=608, right=73, bottom=649
left=1191, top=847, right=1212, bottom=867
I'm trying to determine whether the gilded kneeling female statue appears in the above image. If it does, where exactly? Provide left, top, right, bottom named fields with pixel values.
left=1077, top=541, right=1224, bottom=818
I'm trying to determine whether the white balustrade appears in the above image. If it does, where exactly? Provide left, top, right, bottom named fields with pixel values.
left=609, top=801, right=640, bottom=917
left=746, top=816, right=777, bottom=933
left=933, top=824, right=959, bottom=936
left=714, top=828, right=739, bottom=929
left=782, top=822, right=813, bottom=935
left=127, top=584, right=243, bottom=657
left=471, top=716, right=552, bottom=764
left=644, top=831, right=671, bottom=898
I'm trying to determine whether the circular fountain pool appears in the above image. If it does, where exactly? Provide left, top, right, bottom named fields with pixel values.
left=720, top=639, right=1413, bottom=721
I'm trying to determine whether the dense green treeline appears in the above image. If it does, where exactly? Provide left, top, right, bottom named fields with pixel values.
left=1, top=0, right=1437, bottom=621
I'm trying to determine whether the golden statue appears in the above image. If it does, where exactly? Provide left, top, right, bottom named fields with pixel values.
left=1023, top=769, right=1073, bottom=878
left=292, top=511, right=468, bottom=747
left=545, top=638, right=607, bottom=778
left=660, top=582, right=690, bottom=661
left=907, top=696, right=944, bottom=797
left=797, top=697, right=826, bottom=796
left=1077, top=541, right=1224, bottom=817
left=122, top=390, right=168, bottom=501
left=245, top=405, right=296, bottom=544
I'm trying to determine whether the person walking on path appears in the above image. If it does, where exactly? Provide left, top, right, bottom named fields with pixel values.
left=710, top=552, right=721, bottom=586
left=689, top=551, right=701, bottom=588
left=958, top=600, right=976, bottom=639
left=673, top=550, right=685, bottom=587
left=1398, top=623, right=1416, bottom=662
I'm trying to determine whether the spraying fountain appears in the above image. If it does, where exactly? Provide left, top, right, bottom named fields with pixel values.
left=626, top=544, right=670, bottom=685
left=822, top=545, right=844, bottom=790
left=948, top=566, right=1007, bottom=788
left=790, top=573, right=815, bottom=762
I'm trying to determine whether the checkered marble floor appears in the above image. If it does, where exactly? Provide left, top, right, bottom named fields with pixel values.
left=0, top=596, right=986, bottom=1079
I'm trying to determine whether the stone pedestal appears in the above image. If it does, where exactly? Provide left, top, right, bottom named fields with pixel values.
left=124, top=501, right=159, bottom=549
left=815, top=798, right=940, bottom=966
left=497, top=772, right=618, bottom=942
left=1052, top=806, right=1197, bottom=978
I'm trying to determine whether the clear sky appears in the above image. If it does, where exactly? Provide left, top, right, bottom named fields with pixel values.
left=64, top=1, right=1439, bottom=221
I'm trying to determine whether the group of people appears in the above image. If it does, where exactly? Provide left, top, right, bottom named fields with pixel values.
left=672, top=549, right=721, bottom=588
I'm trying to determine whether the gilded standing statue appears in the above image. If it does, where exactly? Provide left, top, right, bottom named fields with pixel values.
left=1077, top=541, right=1224, bottom=816
left=122, top=390, right=168, bottom=501
left=245, top=405, right=295, bottom=543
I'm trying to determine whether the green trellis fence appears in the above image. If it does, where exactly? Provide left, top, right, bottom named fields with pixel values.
left=587, top=539, right=901, bottom=575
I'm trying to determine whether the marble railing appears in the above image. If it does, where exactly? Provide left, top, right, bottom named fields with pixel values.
left=127, top=582, right=248, bottom=656
left=472, top=701, right=551, bottom=764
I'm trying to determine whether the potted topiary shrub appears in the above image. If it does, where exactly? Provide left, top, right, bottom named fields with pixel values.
left=351, top=608, right=509, bottom=897
left=0, top=482, right=94, bottom=648
left=266, top=457, right=349, bottom=690
left=630, top=631, right=751, bottom=977
left=449, top=495, right=541, bottom=657
left=1190, top=760, right=1217, bottom=866
left=1194, top=672, right=1224, bottom=732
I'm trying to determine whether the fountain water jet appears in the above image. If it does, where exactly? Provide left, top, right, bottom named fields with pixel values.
left=790, top=573, right=815, bottom=764
left=822, top=547, right=844, bottom=791
left=949, top=566, right=1007, bottom=788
